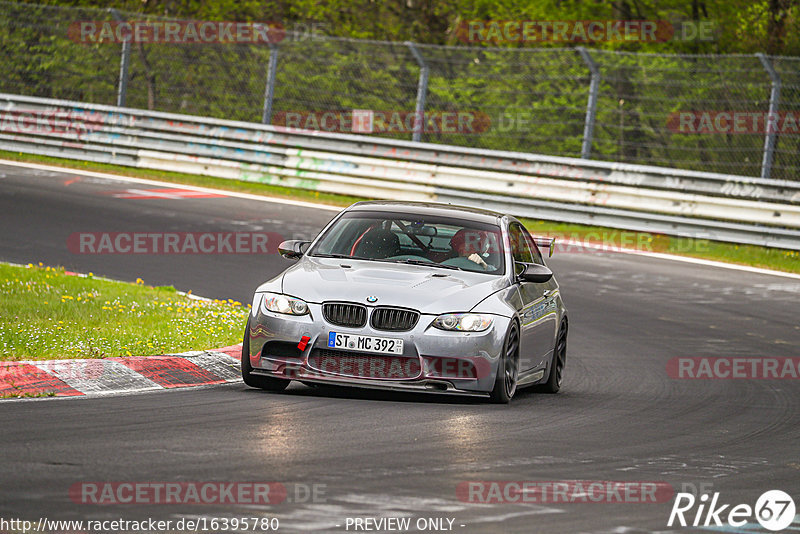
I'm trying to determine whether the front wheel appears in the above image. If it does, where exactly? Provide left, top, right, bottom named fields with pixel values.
left=490, top=321, right=520, bottom=404
left=241, top=318, right=290, bottom=392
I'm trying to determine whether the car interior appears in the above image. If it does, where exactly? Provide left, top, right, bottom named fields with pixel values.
left=313, top=215, right=504, bottom=273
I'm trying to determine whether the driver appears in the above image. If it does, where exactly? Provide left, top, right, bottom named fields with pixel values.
left=449, top=229, right=488, bottom=269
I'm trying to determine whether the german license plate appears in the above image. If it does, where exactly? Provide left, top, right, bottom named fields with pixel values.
left=327, top=332, right=403, bottom=355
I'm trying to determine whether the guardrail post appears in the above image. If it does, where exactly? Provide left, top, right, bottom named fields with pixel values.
left=261, top=42, right=279, bottom=124
left=110, top=9, right=130, bottom=108
left=406, top=41, right=429, bottom=143
left=577, top=47, right=600, bottom=160
left=756, top=53, right=781, bottom=179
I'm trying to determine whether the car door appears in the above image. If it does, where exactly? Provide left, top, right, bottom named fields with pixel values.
left=521, top=226, right=559, bottom=368
left=509, top=222, right=556, bottom=372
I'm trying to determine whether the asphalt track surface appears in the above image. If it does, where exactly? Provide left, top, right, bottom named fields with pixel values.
left=1, top=162, right=799, bottom=533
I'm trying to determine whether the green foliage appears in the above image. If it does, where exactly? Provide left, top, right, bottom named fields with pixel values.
left=1, top=1, right=799, bottom=178
left=16, top=0, right=800, bottom=53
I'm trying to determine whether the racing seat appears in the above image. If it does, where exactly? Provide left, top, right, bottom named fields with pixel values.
left=353, top=228, right=401, bottom=259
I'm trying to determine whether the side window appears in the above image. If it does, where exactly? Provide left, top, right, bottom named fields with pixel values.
left=521, top=227, right=544, bottom=265
left=509, top=223, right=534, bottom=274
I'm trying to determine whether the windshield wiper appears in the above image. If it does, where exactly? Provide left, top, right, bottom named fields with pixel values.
left=314, top=255, right=466, bottom=272
left=392, top=259, right=464, bottom=271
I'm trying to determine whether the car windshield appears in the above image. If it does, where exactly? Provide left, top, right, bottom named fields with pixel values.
left=309, top=211, right=505, bottom=274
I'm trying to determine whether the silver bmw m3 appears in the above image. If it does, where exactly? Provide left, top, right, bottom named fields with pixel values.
left=242, top=201, right=567, bottom=403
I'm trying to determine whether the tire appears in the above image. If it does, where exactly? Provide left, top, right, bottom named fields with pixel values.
left=538, top=319, right=567, bottom=394
left=490, top=321, right=520, bottom=404
left=241, top=318, right=291, bottom=392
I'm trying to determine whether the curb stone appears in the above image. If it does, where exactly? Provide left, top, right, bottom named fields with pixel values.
left=0, top=345, right=243, bottom=399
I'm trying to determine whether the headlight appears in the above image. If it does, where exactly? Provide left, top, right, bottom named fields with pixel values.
left=433, top=313, right=493, bottom=332
left=260, top=292, right=309, bottom=315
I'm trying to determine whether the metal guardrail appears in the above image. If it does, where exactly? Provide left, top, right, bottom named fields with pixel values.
left=2, top=92, right=800, bottom=250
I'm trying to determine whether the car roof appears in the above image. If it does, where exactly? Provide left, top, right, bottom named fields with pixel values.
left=346, top=201, right=505, bottom=224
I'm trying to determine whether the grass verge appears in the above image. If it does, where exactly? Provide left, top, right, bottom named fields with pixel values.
left=1, top=149, right=798, bottom=274
left=0, top=262, right=249, bottom=361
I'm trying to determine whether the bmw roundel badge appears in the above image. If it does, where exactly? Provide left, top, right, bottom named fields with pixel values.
left=366, top=296, right=378, bottom=303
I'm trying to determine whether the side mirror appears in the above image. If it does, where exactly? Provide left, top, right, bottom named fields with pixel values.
left=278, top=240, right=310, bottom=260
left=517, top=262, right=553, bottom=283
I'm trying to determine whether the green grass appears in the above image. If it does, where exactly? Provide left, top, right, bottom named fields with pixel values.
left=1, top=149, right=798, bottom=274
left=0, top=262, right=249, bottom=361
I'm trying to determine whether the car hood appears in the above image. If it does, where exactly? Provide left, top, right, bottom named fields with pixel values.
left=276, top=257, right=509, bottom=314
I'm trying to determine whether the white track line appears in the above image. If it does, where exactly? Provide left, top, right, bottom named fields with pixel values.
left=2, top=158, right=798, bottom=279
left=575, top=241, right=800, bottom=280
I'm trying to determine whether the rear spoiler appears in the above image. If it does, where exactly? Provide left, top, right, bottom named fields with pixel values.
left=533, top=236, right=556, bottom=257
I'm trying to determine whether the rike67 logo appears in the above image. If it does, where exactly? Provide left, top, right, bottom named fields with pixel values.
left=668, top=490, right=796, bottom=531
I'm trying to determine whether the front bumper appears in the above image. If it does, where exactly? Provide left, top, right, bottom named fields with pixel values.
left=247, top=303, right=510, bottom=395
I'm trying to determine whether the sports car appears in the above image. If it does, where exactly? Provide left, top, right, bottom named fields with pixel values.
left=242, top=201, right=567, bottom=403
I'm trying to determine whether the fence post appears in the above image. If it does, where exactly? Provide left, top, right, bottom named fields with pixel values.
left=577, top=47, right=600, bottom=160
left=110, top=9, right=130, bottom=108
left=756, top=53, right=781, bottom=179
left=261, top=42, right=279, bottom=124
left=406, top=41, right=429, bottom=143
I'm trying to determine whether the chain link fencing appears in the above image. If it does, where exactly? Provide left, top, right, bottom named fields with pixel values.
left=1, top=1, right=799, bottom=180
